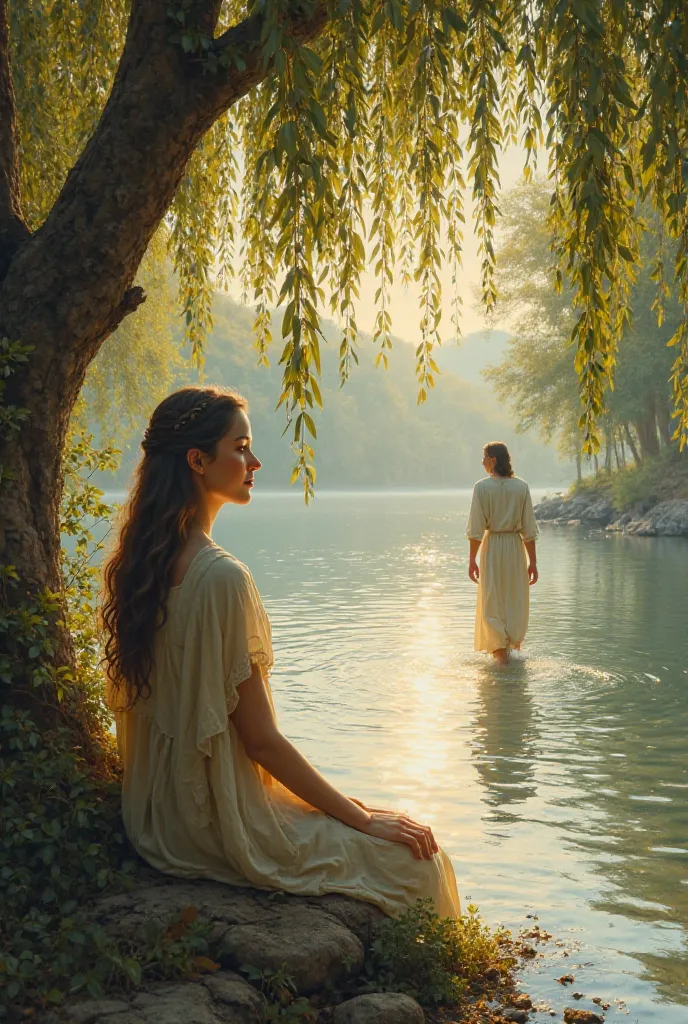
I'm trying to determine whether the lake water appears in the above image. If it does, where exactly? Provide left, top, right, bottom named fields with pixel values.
left=109, top=488, right=688, bottom=1020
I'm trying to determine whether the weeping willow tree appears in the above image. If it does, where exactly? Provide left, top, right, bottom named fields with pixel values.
left=1, top=0, right=688, bottom=683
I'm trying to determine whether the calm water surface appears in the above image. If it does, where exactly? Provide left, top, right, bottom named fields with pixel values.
left=143, top=489, right=688, bottom=1019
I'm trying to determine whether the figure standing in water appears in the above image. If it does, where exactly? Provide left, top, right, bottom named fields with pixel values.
left=466, top=442, right=539, bottom=665
left=101, top=385, right=459, bottom=919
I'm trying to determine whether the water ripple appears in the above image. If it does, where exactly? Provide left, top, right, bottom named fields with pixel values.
left=214, top=490, right=688, bottom=1020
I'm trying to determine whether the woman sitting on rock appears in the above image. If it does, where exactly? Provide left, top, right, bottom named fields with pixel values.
left=467, top=441, right=539, bottom=665
left=102, top=385, right=459, bottom=919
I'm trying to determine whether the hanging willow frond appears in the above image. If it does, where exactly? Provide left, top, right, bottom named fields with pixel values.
left=11, top=0, right=688, bottom=498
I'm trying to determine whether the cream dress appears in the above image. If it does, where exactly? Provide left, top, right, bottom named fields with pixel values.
left=108, top=544, right=460, bottom=919
left=466, top=476, right=539, bottom=654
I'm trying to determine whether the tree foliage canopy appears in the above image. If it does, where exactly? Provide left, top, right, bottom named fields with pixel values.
left=490, top=180, right=682, bottom=466
left=10, top=0, right=688, bottom=494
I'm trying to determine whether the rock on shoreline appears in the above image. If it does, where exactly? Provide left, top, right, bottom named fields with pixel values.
left=534, top=492, right=688, bottom=537
left=57, top=876, right=426, bottom=1024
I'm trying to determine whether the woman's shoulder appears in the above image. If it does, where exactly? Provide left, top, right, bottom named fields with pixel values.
left=510, top=475, right=530, bottom=489
left=199, top=545, right=254, bottom=591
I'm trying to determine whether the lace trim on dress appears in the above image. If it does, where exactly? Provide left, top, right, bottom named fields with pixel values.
left=225, top=645, right=272, bottom=714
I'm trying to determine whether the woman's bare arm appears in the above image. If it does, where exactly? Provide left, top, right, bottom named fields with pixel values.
left=468, top=537, right=481, bottom=582
left=230, top=664, right=437, bottom=859
left=524, top=539, right=538, bottom=584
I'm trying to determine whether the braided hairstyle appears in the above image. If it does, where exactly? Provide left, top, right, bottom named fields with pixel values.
left=101, top=385, right=247, bottom=708
left=484, top=441, right=514, bottom=478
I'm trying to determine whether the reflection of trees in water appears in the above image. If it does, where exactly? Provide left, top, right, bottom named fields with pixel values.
left=472, top=663, right=539, bottom=823
left=532, top=531, right=688, bottom=1006
left=633, top=950, right=688, bottom=1008
left=560, top=535, right=688, bottom=917
left=572, top=698, right=688, bottom=1003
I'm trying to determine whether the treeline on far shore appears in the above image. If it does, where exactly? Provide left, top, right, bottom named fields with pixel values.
left=489, top=181, right=685, bottom=495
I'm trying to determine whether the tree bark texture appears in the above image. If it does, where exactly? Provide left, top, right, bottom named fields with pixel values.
left=656, top=395, right=674, bottom=450
left=633, top=392, right=660, bottom=461
left=623, top=423, right=642, bottom=466
left=0, top=1, right=329, bottom=674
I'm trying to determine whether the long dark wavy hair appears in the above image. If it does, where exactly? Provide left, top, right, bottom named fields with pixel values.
left=101, top=385, right=247, bottom=708
left=484, top=441, right=514, bottom=478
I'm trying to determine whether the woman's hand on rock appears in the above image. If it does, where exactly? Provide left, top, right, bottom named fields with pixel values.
left=468, top=559, right=480, bottom=583
left=359, top=811, right=439, bottom=860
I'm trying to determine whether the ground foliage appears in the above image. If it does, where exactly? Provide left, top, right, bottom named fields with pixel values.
left=367, top=898, right=514, bottom=1006
left=0, top=429, right=128, bottom=1016
left=571, top=448, right=688, bottom=507
left=8, top=0, right=688, bottom=494
left=0, top=428, right=238, bottom=1017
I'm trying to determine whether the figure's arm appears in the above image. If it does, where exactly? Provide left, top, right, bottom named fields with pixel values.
left=468, top=537, right=481, bottom=582
left=466, top=485, right=487, bottom=582
left=524, top=539, right=538, bottom=584
left=521, top=486, right=539, bottom=584
left=230, top=664, right=438, bottom=859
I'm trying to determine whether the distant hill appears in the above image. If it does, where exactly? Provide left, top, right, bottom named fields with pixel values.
left=103, top=297, right=570, bottom=490
left=434, top=329, right=511, bottom=384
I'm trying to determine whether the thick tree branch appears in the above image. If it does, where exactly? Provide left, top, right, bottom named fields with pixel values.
left=0, top=0, right=334, bottom=415
left=199, top=1, right=330, bottom=118
left=103, top=286, right=147, bottom=337
left=182, top=0, right=226, bottom=38
left=0, top=0, right=29, bottom=278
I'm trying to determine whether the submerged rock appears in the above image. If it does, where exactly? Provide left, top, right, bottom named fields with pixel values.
left=509, top=993, right=533, bottom=1010
left=500, top=1009, right=529, bottom=1023
left=563, top=1009, right=605, bottom=1024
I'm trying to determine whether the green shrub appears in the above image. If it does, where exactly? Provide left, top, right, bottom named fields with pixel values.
left=569, top=452, right=688, bottom=510
left=366, top=899, right=513, bottom=1007
left=0, top=433, right=136, bottom=1018
left=609, top=454, right=688, bottom=509
left=569, top=473, right=614, bottom=498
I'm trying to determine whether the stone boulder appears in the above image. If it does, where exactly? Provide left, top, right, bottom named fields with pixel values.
left=333, top=993, right=425, bottom=1024
left=563, top=1010, right=604, bottom=1024
left=533, top=494, right=566, bottom=521
left=537, top=488, right=688, bottom=537
left=64, top=973, right=266, bottom=1024
left=59, top=877, right=384, bottom=1024
left=607, top=499, right=688, bottom=537
left=533, top=491, right=614, bottom=527
left=219, top=907, right=365, bottom=994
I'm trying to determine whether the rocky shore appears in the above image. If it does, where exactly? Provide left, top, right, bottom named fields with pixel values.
left=56, top=878, right=402, bottom=1024
left=51, top=875, right=527, bottom=1024
left=534, top=492, right=688, bottom=537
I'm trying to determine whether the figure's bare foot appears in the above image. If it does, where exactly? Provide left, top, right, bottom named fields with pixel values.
left=492, top=647, right=509, bottom=665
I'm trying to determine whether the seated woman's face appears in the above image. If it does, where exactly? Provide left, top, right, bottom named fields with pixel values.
left=195, top=409, right=262, bottom=506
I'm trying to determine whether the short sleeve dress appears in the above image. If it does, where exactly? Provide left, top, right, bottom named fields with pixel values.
left=108, top=544, right=460, bottom=919
left=466, top=476, right=539, bottom=654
